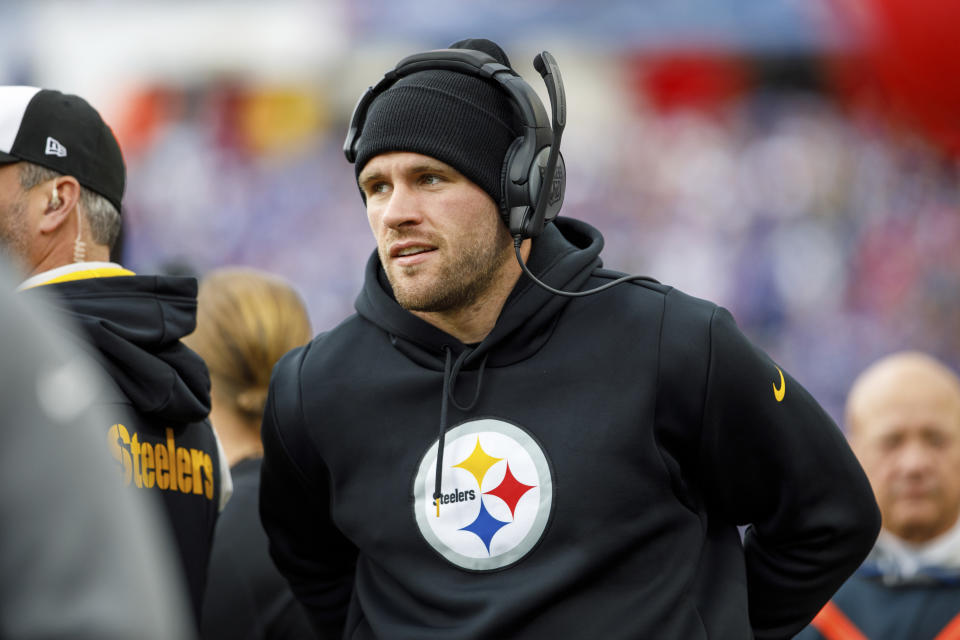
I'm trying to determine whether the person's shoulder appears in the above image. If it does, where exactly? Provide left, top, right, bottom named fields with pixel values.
left=593, top=269, right=721, bottom=322
left=591, top=266, right=711, bottom=299
left=590, top=267, right=671, bottom=296
left=271, top=313, right=370, bottom=381
left=271, top=339, right=313, bottom=386
left=661, top=284, right=721, bottom=317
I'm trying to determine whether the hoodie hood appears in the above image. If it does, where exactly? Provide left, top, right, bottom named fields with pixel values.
left=355, top=216, right=604, bottom=369
left=26, top=275, right=211, bottom=422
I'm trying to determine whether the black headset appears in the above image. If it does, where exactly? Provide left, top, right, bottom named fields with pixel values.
left=345, top=47, right=658, bottom=297
left=343, top=47, right=566, bottom=240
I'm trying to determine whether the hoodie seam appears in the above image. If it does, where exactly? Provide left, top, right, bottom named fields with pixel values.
left=286, top=344, right=326, bottom=492
left=698, top=307, right=719, bottom=487
left=655, top=288, right=712, bottom=637
left=151, top=294, right=177, bottom=414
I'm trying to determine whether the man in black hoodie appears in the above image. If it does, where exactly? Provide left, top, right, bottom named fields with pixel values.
left=259, top=39, right=880, bottom=639
left=0, top=86, right=231, bottom=625
left=0, top=260, right=198, bottom=639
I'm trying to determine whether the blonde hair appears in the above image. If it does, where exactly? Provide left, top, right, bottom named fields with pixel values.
left=185, top=267, right=312, bottom=421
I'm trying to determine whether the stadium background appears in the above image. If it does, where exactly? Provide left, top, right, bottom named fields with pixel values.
left=1, top=0, right=957, bottom=424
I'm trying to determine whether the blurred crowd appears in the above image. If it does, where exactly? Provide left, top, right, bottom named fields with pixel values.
left=113, top=65, right=960, bottom=423
left=1, top=4, right=957, bottom=428
left=4, top=3, right=960, bottom=637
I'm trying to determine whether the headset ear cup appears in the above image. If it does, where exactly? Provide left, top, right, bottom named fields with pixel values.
left=519, top=147, right=565, bottom=238
left=500, top=136, right=526, bottom=232
left=542, top=151, right=565, bottom=226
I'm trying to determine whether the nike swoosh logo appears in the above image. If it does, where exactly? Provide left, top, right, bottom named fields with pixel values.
left=772, top=367, right=786, bottom=402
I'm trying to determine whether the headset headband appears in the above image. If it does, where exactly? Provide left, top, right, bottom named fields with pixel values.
left=344, top=49, right=551, bottom=165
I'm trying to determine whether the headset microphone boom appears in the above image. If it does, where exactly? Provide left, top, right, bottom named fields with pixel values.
left=514, top=50, right=659, bottom=297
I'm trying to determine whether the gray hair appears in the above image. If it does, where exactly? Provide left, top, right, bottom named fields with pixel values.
left=18, top=162, right=121, bottom=248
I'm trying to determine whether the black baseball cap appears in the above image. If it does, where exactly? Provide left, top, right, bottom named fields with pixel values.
left=0, top=86, right=125, bottom=212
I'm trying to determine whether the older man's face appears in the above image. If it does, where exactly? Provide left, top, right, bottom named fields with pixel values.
left=851, top=361, right=960, bottom=544
left=0, top=163, right=31, bottom=270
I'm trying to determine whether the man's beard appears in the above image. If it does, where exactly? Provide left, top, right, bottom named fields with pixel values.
left=0, top=196, right=29, bottom=271
left=386, top=228, right=513, bottom=313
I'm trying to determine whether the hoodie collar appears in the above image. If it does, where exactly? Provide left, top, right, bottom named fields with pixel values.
left=17, top=261, right=135, bottom=291
left=354, top=217, right=604, bottom=369
left=22, top=274, right=210, bottom=423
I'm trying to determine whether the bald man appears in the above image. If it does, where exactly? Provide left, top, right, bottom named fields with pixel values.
left=797, top=352, right=960, bottom=640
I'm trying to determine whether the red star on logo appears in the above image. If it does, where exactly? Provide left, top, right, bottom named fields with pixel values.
left=484, top=462, right=535, bottom=518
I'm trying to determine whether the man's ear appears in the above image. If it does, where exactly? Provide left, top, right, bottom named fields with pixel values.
left=38, top=175, right=81, bottom=234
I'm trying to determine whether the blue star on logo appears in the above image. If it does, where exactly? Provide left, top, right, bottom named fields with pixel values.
left=460, top=499, right=509, bottom=554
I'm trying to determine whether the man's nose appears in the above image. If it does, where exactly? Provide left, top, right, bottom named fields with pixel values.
left=897, top=440, right=935, bottom=476
left=381, top=183, right=422, bottom=229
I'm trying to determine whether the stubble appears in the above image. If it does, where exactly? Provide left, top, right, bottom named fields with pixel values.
left=0, top=195, right=29, bottom=269
left=385, top=226, right=514, bottom=313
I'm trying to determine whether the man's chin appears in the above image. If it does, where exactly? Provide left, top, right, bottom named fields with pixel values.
left=889, top=506, right=943, bottom=542
left=386, top=271, right=425, bottom=304
left=392, top=286, right=444, bottom=312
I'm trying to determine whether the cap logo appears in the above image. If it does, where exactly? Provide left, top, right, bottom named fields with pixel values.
left=45, top=137, right=67, bottom=157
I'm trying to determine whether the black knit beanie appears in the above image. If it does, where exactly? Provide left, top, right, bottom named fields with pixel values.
left=353, top=38, right=520, bottom=209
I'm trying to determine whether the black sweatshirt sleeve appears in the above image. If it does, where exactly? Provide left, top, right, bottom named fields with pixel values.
left=697, top=306, right=880, bottom=639
left=259, top=345, right=357, bottom=639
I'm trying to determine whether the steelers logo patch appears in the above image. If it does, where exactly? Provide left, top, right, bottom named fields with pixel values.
left=412, top=418, right=554, bottom=571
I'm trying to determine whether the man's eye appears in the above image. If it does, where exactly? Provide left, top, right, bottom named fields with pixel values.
left=924, top=429, right=949, bottom=448
left=421, top=174, right=442, bottom=186
left=370, top=182, right=389, bottom=194
left=880, top=434, right=904, bottom=451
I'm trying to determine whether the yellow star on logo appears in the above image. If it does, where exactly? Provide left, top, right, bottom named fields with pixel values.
left=453, top=437, right=503, bottom=488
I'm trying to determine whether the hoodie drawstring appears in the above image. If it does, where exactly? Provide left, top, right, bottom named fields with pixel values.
left=434, top=346, right=488, bottom=516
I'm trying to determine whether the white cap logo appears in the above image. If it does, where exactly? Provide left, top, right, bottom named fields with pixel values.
left=413, top=418, right=554, bottom=571
left=45, top=137, right=67, bottom=157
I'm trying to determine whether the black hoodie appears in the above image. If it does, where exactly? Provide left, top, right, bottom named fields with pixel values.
left=260, top=218, right=880, bottom=639
left=24, top=273, right=225, bottom=623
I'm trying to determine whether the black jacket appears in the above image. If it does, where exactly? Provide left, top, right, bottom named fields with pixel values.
left=25, top=273, right=225, bottom=623
left=201, top=457, right=316, bottom=640
left=795, top=542, right=960, bottom=640
left=260, top=218, right=880, bottom=639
